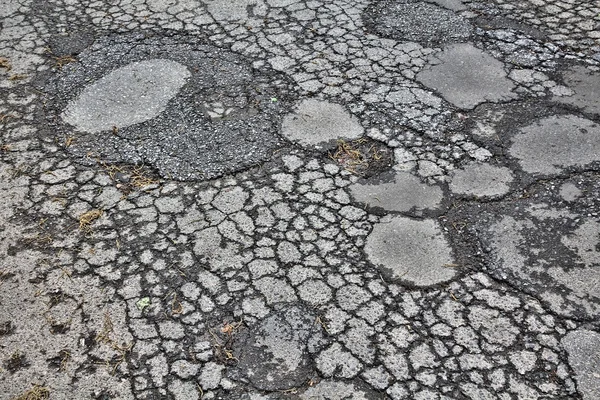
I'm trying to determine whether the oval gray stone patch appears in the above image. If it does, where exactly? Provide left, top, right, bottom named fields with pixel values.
left=46, top=34, right=294, bottom=181
left=281, top=99, right=364, bottom=146
left=449, top=163, right=514, bottom=198
left=349, top=171, right=443, bottom=213
left=365, top=216, right=457, bottom=287
left=417, top=44, right=516, bottom=109
left=62, top=59, right=190, bottom=133
left=509, top=115, right=600, bottom=175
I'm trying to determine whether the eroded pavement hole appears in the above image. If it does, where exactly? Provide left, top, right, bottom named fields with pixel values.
left=41, top=32, right=296, bottom=181
left=327, top=137, right=394, bottom=178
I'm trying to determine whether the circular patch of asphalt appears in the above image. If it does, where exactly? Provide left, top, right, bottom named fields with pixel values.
left=363, top=0, right=473, bottom=45
left=449, top=162, right=515, bottom=198
left=509, top=114, right=600, bottom=176
left=365, top=215, right=458, bottom=287
left=42, top=33, right=296, bottom=181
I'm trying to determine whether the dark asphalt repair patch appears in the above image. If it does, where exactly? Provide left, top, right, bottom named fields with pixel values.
left=41, top=32, right=296, bottom=181
left=363, top=0, right=473, bottom=45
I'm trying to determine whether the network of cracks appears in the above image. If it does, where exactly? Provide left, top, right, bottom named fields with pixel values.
left=1, top=0, right=600, bottom=399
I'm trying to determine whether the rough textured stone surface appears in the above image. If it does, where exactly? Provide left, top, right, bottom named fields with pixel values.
left=365, top=216, right=457, bottom=286
left=62, top=59, right=190, bottom=133
left=281, top=99, right=364, bottom=146
left=365, top=0, right=472, bottom=44
left=510, top=115, right=600, bottom=175
left=417, top=44, right=516, bottom=109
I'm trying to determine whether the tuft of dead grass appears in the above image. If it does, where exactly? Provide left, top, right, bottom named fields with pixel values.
left=330, top=139, right=367, bottom=174
left=329, top=138, right=392, bottom=177
left=208, top=319, right=244, bottom=364
left=22, top=233, right=53, bottom=246
left=12, top=384, right=49, bottom=400
left=96, top=161, right=158, bottom=194
left=95, top=313, right=132, bottom=374
left=220, top=320, right=243, bottom=336
left=52, top=55, right=76, bottom=69
left=8, top=74, right=27, bottom=81
left=58, top=350, right=71, bottom=372
left=0, top=57, right=11, bottom=71
left=95, top=312, right=115, bottom=345
left=79, top=209, right=103, bottom=232
left=130, top=166, right=158, bottom=189
left=0, top=113, right=15, bottom=124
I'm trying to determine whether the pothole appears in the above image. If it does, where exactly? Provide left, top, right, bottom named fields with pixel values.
left=42, top=33, right=296, bottom=181
left=327, top=137, right=394, bottom=178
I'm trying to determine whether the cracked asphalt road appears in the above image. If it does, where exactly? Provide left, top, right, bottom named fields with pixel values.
left=1, top=0, right=599, bottom=399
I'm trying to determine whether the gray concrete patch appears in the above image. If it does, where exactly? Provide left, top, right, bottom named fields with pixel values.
left=281, top=99, right=363, bottom=147
left=562, top=329, right=600, bottom=400
left=449, top=162, right=514, bottom=198
left=364, top=0, right=472, bottom=44
left=365, top=216, right=457, bottom=286
left=509, top=115, right=600, bottom=175
left=62, top=59, right=190, bottom=133
left=232, top=305, right=326, bottom=391
left=349, top=171, right=443, bottom=213
left=417, top=43, right=516, bottom=109
left=553, top=66, right=600, bottom=115
left=559, top=182, right=582, bottom=202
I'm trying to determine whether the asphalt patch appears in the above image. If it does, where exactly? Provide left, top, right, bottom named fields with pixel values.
left=364, top=0, right=473, bottom=45
left=42, top=32, right=296, bottom=181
